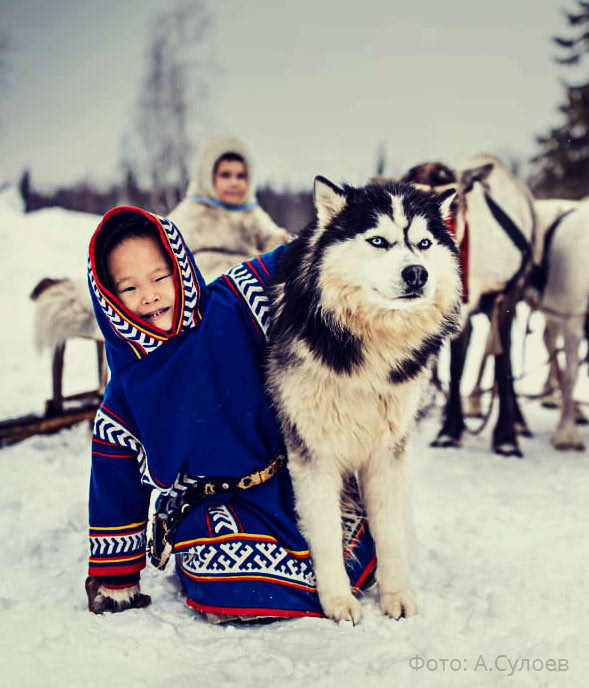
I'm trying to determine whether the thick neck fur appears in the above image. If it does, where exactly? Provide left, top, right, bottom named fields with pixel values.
left=269, top=227, right=461, bottom=382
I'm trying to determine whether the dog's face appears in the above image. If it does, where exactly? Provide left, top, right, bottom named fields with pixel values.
left=311, top=177, right=460, bottom=316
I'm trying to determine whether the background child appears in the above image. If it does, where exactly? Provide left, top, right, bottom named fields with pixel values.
left=85, top=206, right=375, bottom=621
left=168, top=136, right=290, bottom=282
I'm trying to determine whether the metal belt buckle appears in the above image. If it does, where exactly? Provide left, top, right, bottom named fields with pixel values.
left=238, top=471, right=261, bottom=490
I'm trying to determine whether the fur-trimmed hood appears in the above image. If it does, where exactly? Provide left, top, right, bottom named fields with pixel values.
left=185, top=136, right=256, bottom=204
left=88, top=206, right=207, bottom=372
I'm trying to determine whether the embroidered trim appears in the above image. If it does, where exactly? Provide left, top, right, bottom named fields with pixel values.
left=177, top=538, right=317, bottom=590
left=90, top=531, right=147, bottom=556
left=226, top=263, right=270, bottom=338
left=87, top=215, right=201, bottom=356
left=207, top=504, right=240, bottom=536
left=93, top=406, right=165, bottom=490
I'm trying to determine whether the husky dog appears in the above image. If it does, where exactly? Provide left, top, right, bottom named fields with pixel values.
left=266, top=177, right=462, bottom=623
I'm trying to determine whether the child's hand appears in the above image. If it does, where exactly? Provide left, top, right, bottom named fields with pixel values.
left=85, top=576, right=151, bottom=614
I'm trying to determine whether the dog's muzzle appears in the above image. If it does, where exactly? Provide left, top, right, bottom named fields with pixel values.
left=402, top=265, right=428, bottom=294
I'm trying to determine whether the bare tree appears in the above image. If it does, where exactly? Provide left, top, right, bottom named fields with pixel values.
left=375, top=142, right=387, bottom=177
left=134, top=1, right=212, bottom=212
left=0, top=32, right=10, bottom=107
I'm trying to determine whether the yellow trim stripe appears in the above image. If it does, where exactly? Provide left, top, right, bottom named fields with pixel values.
left=127, top=341, right=142, bottom=359
left=89, top=521, right=147, bottom=531
left=89, top=552, right=145, bottom=564
left=174, top=532, right=309, bottom=556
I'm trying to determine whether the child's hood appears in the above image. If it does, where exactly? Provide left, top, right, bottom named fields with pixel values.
left=185, top=136, right=256, bottom=204
left=88, top=206, right=207, bottom=371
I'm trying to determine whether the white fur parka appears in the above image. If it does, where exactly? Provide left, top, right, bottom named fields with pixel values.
left=168, top=137, right=290, bottom=282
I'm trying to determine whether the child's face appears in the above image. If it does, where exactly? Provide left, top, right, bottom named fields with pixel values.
left=213, top=159, right=249, bottom=205
left=107, top=236, right=176, bottom=332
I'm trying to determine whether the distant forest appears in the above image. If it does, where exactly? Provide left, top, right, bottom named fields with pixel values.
left=18, top=169, right=315, bottom=235
left=12, top=0, right=589, bottom=231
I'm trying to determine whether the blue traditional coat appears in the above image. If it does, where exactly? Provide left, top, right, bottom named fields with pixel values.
left=87, top=206, right=375, bottom=619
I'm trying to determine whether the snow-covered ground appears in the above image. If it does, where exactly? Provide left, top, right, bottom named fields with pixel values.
left=0, top=187, right=587, bottom=688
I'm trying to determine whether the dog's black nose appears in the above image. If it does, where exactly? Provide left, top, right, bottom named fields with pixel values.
left=402, top=265, right=428, bottom=289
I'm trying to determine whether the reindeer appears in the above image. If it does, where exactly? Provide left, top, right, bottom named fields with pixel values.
left=529, top=201, right=589, bottom=449
left=399, top=155, right=538, bottom=457
left=466, top=199, right=586, bottom=417
left=30, top=278, right=106, bottom=415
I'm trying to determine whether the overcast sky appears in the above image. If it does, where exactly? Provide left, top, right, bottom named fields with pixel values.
left=0, top=0, right=575, bottom=191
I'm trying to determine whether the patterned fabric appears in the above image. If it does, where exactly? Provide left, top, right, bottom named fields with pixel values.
left=86, top=206, right=376, bottom=618
left=88, top=208, right=202, bottom=361
left=88, top=521, right=147, bottom=576
left=224, top=258, right=272, bottom=339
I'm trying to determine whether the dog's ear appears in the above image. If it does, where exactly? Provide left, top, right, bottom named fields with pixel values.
left=314, top=176, right=346, bottom=225
left=436, top=187, right=457, bottom=223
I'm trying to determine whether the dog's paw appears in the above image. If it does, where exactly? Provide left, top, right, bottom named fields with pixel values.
left=380, top=590, right=417, bottom=620
left=321, top=593, right=363, bottom=625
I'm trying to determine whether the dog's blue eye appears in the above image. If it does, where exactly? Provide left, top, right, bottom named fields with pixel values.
left=418, top=238, right=432, bottom=250
left=367, top=236, right=387, bottom=248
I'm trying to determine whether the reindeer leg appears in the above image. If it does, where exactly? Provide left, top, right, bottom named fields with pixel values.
left=47, top=342, right=66, bottom=417
left=541, top=320, right=561, bottom=409
left=464, top=326, right=492, bottom=418
left=553, top=318, right=585, bottom=450
left=492, top=295, right=524, bottom=456
left=96, top=340, right=107, bottom=396
left=432, top=317, right=472, bottom=448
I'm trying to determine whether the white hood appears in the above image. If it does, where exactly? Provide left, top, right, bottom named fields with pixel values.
left=186, top=136, right=256, bottom=204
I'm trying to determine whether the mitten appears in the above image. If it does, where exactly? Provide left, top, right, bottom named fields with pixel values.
left=85, top=575, right=151, bottom=614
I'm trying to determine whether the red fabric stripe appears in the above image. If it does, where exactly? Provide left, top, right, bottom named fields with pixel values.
left=246, top=260, right=267, bottom=288
left=89, top=527, right=145, bottom=537
left=149, top=471, right=170, bottom=488
left=101, top=582, right=138, bottom=590
left=445, top=213, right=469, bottom=303
left=88, top=562, right=145, bottom=576
left=255, top=255, right=272, bottom=281
left=185, top=598, right=324, bottom=619
left=92, top=437, right=118, bottom=447
left=460, top=219, right=470, bottom=303
left=100, top=404, right=133, bottom=431
left=226, top=502, right=244, bottom=532
left=353, top=556, right=377, bottom=590
left=92, top=451, right=135, bottom=459
left=205, top=508, right=213, bottom=537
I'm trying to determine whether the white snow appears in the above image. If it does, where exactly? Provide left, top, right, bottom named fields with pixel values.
left=0, top=186, right=587, bottom=688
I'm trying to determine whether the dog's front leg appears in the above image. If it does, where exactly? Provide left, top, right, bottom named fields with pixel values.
left=288, top=457, right=362, bottom=624
left=360, top=441, right=417, bottom=620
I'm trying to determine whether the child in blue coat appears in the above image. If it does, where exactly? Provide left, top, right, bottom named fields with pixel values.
left=85, top=206, right=375, bottom=621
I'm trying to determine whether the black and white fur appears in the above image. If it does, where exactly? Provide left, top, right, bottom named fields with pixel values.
left=266, top=177, right=462, bottom=623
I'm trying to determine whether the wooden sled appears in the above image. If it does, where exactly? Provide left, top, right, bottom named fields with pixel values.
left=0, top=390, right=101, bottom=448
